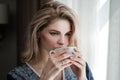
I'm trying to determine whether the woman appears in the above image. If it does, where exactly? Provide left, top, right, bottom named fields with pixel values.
left=7, top=1, right=94, bottom=80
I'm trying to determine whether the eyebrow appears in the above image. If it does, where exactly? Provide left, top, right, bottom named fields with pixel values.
left=49, top=30, right=58, bottom=31
left=48, top=30, right=60, bottom=33
left=49, top=30, right=71, bottom=33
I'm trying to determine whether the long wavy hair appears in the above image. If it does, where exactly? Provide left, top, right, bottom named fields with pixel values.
left=21, top=1, right=79, bottom=62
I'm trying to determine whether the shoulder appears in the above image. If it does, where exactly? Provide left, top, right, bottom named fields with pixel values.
left=7, top=63, right=29, bottom=79
left=8, top=63, right=29, bottom=75
left=7, top=63, right=39, bottom=80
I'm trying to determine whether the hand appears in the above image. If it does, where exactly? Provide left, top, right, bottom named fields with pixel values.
left=40, top=48, right=74, bottom=80
left=70, top=48, right=87, bottom=80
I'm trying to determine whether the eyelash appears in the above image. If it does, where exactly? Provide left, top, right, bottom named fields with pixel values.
left=49, top=32, right=72, bottom=37
left=50, top=32, right=59, bottom=36
left=66, top=33, right=72, bottom=37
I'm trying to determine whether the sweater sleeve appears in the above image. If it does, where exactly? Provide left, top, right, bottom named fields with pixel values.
left=86, top=62, right=94, bottom=80
left=7, top=63, right=40, bottom=80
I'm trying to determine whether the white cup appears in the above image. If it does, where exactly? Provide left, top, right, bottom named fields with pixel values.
left=54, top=46, right=76, bottom=53
left=67, top=46, right=76, bottom=53
left=49, top=46, right=77, bottom=55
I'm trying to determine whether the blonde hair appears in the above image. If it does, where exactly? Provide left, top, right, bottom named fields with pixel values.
left=21, top=1, right=79, bottom=62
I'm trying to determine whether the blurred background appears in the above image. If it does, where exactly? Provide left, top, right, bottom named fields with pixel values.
left=0, top=0, right=120, bottom=80
left=0, top=0, right=16, bottom=80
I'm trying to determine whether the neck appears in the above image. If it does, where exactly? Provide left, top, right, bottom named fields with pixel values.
left=28, top=48, right=49, bottom=76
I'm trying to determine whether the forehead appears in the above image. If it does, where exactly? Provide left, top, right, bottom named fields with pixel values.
left=44, top=19, right=71, bottom=32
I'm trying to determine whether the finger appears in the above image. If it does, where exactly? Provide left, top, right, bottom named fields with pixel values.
left=72, top=61, right=85, bottom=70
left=47, top=60, right=73, bottom=79
left=61, top=62, right=73, bottom=70
left=43, top=58, right=73, bottom=79
left=71, top=58, right=86, bottom=70
left=55, top=58, right=73, bottom=70
left=57, top=52, right=74, bottom=61
left=72, top=50, right=83, bottom=58
left=70, top=56, right=85, bottom=66
left=61, top=59, right=73, bottom=66
left=60, top=62, right=73, bottom=70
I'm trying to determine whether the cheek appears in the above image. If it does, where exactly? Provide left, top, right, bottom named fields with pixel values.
left=40, top=35, right=56, bottom=49
left=44, top=37, right=56, bottom=45
left=65, top=37, right=70, bottom=45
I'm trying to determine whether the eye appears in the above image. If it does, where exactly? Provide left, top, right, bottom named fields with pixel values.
left=50, top=32, right=59, bottom=36
left=66, top=32, right=72, bottom=37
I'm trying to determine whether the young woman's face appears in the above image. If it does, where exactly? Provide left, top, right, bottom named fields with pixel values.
left=38, top=19, right=72, bottom=52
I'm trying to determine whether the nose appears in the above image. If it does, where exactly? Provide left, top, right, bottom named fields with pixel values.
left=57, top=36, right=65, bottom=46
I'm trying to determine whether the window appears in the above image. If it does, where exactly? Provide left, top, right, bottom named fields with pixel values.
left=57, top=0, right=109, bottom=80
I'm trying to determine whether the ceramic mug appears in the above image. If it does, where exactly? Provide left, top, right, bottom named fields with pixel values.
left=49, top=46, right=76, bottom=55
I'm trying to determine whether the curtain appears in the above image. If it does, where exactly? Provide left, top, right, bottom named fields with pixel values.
left=107, top=0, right=120, bottom=80
left=57, top=0, right=120, bottom=80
